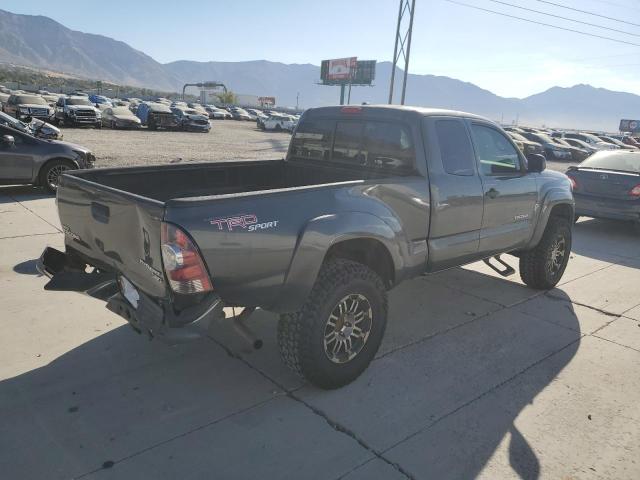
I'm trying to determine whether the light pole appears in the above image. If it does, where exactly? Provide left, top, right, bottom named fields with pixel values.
left=388, top=0, right=416, bottom=105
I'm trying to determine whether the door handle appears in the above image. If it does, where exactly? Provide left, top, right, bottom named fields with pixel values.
left=485, top=188, right=499, bottom=199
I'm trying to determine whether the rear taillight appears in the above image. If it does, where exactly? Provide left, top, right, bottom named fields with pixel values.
left=630, top=184, right=640, bottom=197
left=161, top=222, right=212, bottom=294
left=568, top=176, right=578, bottom=191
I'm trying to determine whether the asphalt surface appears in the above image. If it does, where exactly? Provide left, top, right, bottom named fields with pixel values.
left=1, top=125, right=639, bottom=479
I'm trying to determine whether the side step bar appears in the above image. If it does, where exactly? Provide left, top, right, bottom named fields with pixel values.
left=483, top=255, right=515, bottom=277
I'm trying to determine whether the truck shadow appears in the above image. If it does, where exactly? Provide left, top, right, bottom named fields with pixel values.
left=0, top=184, right=52, bottom=200
left=0, top=271, right=580, bottom=479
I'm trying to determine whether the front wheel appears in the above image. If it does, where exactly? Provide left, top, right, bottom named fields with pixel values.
left=40, top=159, right=75, bottom=194
left=277, top=258, right=388, bottom=389
left=519, top=217, right=572, bottom=290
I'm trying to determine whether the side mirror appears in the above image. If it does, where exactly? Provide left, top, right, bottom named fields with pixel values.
left=1, top=134, right=15, bottom=147
left=527, top=153, right=546, bottom=173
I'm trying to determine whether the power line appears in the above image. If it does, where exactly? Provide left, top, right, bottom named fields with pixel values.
left=533, top=0, right=640, bottom=27
left=443, top=0, right=640, bottom=47
left=486, top=0, right=640, bottom=37
left=591, top=0, right=640, bottom=12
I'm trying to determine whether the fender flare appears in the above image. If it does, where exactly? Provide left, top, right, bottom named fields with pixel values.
left=271, top=212, right=406, bottom=312
left=528, top=188, right=575, bottom=249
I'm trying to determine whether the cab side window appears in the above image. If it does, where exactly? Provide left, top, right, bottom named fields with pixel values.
left=435, top=119, right=475, bottom=176
left=471, top=124, right=521, bottom=175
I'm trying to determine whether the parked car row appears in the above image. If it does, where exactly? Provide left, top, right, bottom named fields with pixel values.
left=504, top=125, right=640, bottom=163
left=0, top=87, right=303, bottom=136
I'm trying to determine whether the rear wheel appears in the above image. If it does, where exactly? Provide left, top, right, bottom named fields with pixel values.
left=519, top=217, right=572, bottom=290
left=277, top=258, right=387, bottom=389
left=275, top=124, right=282, bottom=132
left=40, top=159, right=75, bottom=194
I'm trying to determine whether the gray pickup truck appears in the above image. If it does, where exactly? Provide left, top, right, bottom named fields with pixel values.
left=38, top=105, right=574, bottom=389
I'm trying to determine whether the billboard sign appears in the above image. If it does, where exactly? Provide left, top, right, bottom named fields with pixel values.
left=326, top=57, right=357, bottom=80
left=320, top=59, right=376, bottom=85
left=258, top=96, right=276, bottom=107
left=619, top=119, right=640, bottom=133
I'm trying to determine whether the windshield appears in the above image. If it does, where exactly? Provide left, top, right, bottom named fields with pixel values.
left=581, top=152, right=640, bottom=173
left=111, top=107, right=132, bottom=116
left=67, top=97, right=93, bottom=106
left=0, top=111, right=27, bottom=132
left=15, top=95, right=47, bottom=105
left=531, top=133, right=553, bottom=143
left=509, top=132, right=527, bottom=142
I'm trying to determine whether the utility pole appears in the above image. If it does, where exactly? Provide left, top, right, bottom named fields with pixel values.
left=388, top=0, right=416, bottom=105
left=296, top=92, right=299, bottom=110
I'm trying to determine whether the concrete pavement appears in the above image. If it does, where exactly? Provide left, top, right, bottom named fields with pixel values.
left=1, top=185, right=639, bottom=480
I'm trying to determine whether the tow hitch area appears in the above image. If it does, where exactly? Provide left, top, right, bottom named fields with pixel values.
left=37, top=246, right=118, bottom=300
left=483, top=255, right=516, bottom=277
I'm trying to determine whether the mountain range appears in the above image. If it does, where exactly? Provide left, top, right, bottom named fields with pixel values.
left=1, top=8, right=638, bottom=131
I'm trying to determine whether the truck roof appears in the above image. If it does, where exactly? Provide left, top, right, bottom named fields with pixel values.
left=303, top=104, right=490, bottom=122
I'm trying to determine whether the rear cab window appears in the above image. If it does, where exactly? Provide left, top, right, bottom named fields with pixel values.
left=290, top=116, right=416, bottom=174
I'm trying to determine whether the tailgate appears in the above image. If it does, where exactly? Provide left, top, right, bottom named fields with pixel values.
left=56, top=173, right=167, bottom=298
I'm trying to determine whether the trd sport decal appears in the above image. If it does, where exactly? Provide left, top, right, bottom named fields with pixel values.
left=207, top=214, right=279, bottom=232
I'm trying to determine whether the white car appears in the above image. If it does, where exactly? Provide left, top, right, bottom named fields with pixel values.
left=262, top=115, right=296, bottom=132
left=205, top=106, right=232, bottom=120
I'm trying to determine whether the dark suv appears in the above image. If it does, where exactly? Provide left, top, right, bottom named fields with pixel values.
left=2, top=94, right=54, bottom=122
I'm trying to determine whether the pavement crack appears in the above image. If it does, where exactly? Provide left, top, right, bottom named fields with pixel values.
left=204, top=333, right=414, bottom=479
left=72, top=396, right=275, bottom=479
left=9, top=195, right=62, bottom=233
left=380, top=336, right=583, bottom=456
left=287, top=390, right=415, bottom=480
left=590, top=334, right=640, bottom=354
left=545, top=291, right=621, bottom=319
left=0, top=232, right=59, bottom=240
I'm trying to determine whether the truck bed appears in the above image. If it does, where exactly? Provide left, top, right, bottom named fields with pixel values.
left=72, top=159, right=382, bottom=202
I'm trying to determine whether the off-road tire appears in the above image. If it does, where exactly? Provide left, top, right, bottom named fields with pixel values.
left=519, top=217, right=572, bottom=290
left=277, top=258, right=388, bottom=389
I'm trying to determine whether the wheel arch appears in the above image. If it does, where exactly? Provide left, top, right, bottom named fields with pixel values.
left=272, top=212, right=404, bottom=313
left=527, top=188, right=575, bottom=249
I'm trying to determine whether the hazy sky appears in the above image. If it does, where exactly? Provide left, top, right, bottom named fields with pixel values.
left=3, top=0, right=639, bottom=97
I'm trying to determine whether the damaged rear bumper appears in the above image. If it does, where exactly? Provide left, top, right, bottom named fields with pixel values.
left=37, top=247, right=224, bottom=345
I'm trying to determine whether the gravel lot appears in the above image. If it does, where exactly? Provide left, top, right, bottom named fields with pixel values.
left=58, top=120, right=576, bottom=173
left=59, top=120, right=291, bottom=167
